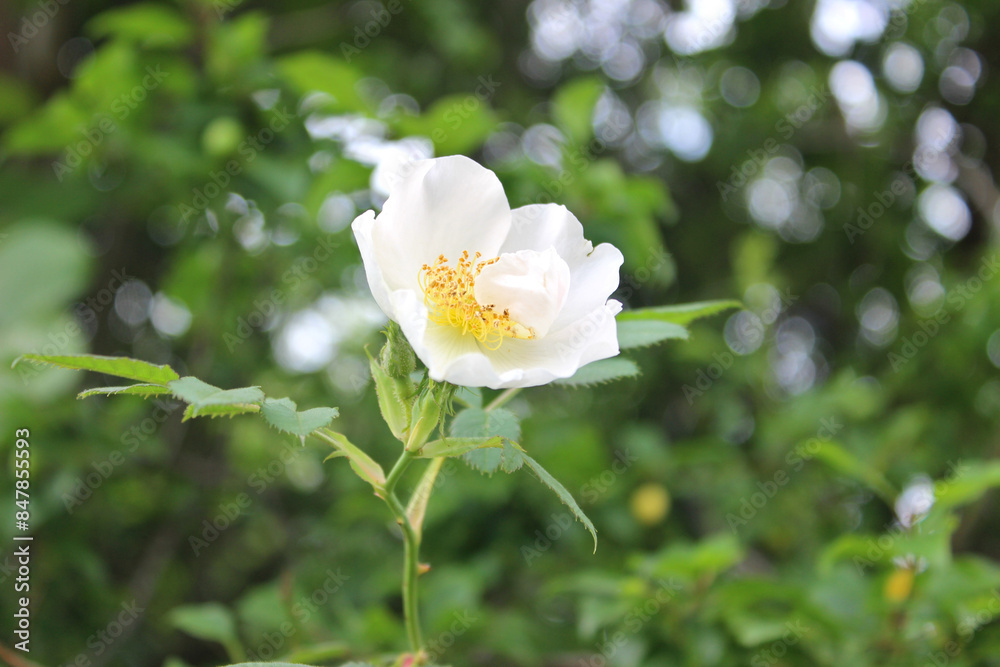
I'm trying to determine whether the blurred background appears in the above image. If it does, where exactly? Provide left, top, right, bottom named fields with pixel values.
left=2, top=0, right=1000, bottom=665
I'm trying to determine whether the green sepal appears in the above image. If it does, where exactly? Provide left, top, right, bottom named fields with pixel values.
left=368, top=349, right=414, bottom=442
left=406, top=384, right=445, bottom=451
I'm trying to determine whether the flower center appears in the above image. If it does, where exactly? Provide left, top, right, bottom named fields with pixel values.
left=419, top=251, right=535, bottom=350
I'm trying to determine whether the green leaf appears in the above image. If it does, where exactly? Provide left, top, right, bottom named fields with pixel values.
left=261, top=397, right=340, bottom=437
left=205, top=12, right=269, bottom=84
left=87, top=3, right=194, bottom=48
left=168, top=377, right=265, bottom=420
left=936, top=461, right=1000, bottom=509
left=499, top=439, right=525, bottom=473
left=555, top=358, right=639, bottom=387
left=464, top=447, right=503, bottom=474
left=182, top=403, right=261, bottom=420
left=618, top=300, right=742, bottom=326
left=168, top=603, right=244, bottom=661
left=315, top=428, right=386, bottom=491
left=14, top=354, right=180, bottom=385
left=450, top=408, right=522, bottom=475
left=277, top=51, right=366, bottom=111
left=407, top=457, right=446, bottom=537
left=617, top=319, right=689, bottom=349
left=642, top=533, right=745, bottom=581
left=451, top=407, right=521, bottom=440
left=0, top=221, right=87, bottom=327
left=416, top=436, right=502, bottom=459
left=521, top=452, right=597, bottom=552
left=77, top=384, right=172, bottom=399
left=4, top=94, right=90, bottom=155
left=811, top=441, right=897, bottom=505
left=223, top=664, right=327, bottom=667
left=553, top=76, right=605, bottom=144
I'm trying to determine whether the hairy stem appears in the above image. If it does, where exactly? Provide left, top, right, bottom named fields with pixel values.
left=383, top=449, right=424, bottom=654
left=485, top=387, right=521, bottom=412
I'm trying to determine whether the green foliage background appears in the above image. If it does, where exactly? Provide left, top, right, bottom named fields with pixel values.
left=2, top=0, right=1000, bottom=665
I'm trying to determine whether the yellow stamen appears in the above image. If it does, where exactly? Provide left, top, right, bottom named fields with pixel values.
left=418, top=251, right=534, bottom=350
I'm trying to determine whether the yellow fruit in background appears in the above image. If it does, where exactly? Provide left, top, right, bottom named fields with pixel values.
left=884, top=567, right=915, bottom=603
left=630, top=483, right=671, bottom=525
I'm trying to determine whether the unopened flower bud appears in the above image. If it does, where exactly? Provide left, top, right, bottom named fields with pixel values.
left=407, top=386, right=443, bottom=451
left=380, top=323, right=416, bottom=379
left=369, top=349, right=414, bottom=442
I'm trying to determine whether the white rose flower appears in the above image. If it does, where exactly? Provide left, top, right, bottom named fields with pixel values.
left=352, top=155, right=623, bottom=389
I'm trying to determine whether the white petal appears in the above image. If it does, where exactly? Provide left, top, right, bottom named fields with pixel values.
left=392, top=288, right=622, bottom=389
left=553, top=243, right=624, bottom=330
left=504, top=204, right=624, bottom=330
left=473, top=248, right=570, bottom=337
left=369, top=137, right=435, bottom=204
left=390, top=288, right=521, bottom=388
left=372, top=155, right=512, bottom=293
left=484, top=300, right=622, bottom=387
left=503, top=204, right=594, bottom=262
left=351, top=209, right=394, bottom=318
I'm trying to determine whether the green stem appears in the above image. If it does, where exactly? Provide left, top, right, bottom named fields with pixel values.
left=486, top=387, right=521, bottom=412
left=385, top=447, right=415, bottom=493
left=382, top=449, right=424, bottom=654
